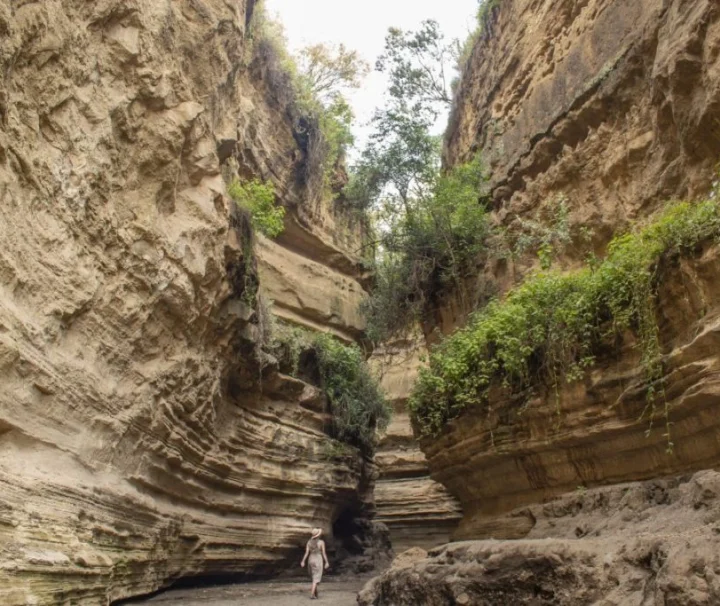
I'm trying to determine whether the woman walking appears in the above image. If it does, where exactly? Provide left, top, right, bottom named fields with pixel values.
left=300, top=527, right=329, bottom=599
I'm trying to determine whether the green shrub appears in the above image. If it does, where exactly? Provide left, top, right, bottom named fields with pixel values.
left=267, top=325, right=391, bottom=454
left=228, top=178, right=285, bottom=239
left=268, top=323, right=313, bottom=376
left=361, top=154, right=492, bottom=343
left=320, top=439, right=353, bottom=460
left=410, top=199, right=720, bottom=442
left=313, top=333, right=391, bottom=454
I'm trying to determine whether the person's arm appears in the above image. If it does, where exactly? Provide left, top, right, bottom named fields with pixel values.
left=301, top=543, right=309, bottom=567
left=320, top=540, right=329, bottom=569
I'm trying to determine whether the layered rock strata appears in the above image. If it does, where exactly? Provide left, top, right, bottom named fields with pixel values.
left=414, top=0, right=720, bottom=542
left=0, top=1, right=375, bottom=604
left=359, top=470, right=720, bottom=605
left=438, top=0, right=720, bottom=333
left=424, top=230, right=720, bottom=541
left=372, top=342, right=462, bottom=551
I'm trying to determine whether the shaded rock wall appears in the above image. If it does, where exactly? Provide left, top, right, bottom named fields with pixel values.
left=0, top=1, right=373, bottom=604
left=419, top=0, right=720, bottom=541
left=372, top=341, right=461, bottom=552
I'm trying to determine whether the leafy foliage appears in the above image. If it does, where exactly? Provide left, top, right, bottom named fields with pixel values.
left=347, top=109, right=440, bottom=211
left=268, top=325, right=391, bottom=454
left=228, top=178, right=285, bottom=239
left=298, top=43, right=369, bottom=102
left=376, top=20, right=455, bottom=109
left=268, top=323, right=312, bottom=377
left=314, top=334, right=391, bottom=454
left=346, top=21, right=492, bottom=342
left=360, top=154, right=492, bottom=343
left=345, top=20, right=459, bottom=212
left=410, top=199, right=720, bottom=440
left=510, top=195, right=591, bottom=269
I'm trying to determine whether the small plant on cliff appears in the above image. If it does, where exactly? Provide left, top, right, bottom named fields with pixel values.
left=510, top=195, right=594, bottom=270
left=269, top=323, right=313, bottom=376
left=409, top=199, right=720, bottom=440
left=228, top=177, right=285, bottom=239
left=477, top=0, right=502, bottom=28
left=320, top=439, right=353, bottom=461
left=454, top=0, right=502, bottom=75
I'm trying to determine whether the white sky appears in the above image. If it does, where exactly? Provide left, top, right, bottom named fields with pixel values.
left=264, top=0, right=479, bottom=153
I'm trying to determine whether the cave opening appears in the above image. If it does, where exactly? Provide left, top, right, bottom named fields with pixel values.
left=332, top=506, right=366, bottom=557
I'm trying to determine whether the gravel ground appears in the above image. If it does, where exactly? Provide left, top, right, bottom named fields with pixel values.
left=129, top=578, right=369, bottom=606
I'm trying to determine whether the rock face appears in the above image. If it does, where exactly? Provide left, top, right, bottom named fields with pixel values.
left=372, top=341, right=462, bottom=552
left=439, top=0, right=720, bottom=333
left=423, top=241, right=720, bottom=540
left=256, top=235, right=367, bottom=342
left=359, top=470, right=720, bottom=605
left=0, top=1, right=377, bottom=604
left=415, top=0, right=720, bottom=542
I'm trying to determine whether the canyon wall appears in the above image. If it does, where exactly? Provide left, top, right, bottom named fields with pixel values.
left=0, top=1, right=375, bottom=604
left=437, top=0, right=720, bottom=333
left=422, top=0, right=720, bottom=540
left=372, top=341, right=461, bottom=552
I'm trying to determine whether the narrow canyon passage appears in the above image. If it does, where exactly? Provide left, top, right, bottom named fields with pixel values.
left=5, top=0, right=720, bottom=604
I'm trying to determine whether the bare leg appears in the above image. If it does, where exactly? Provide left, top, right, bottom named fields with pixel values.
left=311, top=582, right=318, bottom=598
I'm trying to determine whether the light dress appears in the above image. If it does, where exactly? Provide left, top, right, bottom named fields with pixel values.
left=307, top=538, right=324, bottom=583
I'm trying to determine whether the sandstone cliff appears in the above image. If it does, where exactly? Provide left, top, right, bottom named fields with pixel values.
left=413, top=0, right=720, bottom=542
left=0, top=1, right=376, bottom=604
left=437, top=0, right=720, bottom=334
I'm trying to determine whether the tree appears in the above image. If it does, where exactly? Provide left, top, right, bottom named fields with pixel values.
left=346, top=21, right=491, bottom=343
left=346, top=20, right=458, bottom=213
left=348, top=104, right=440, bottom=212
left=298, top=43, right=370, bottom=103
left=376, top=20, right=456, bottom=113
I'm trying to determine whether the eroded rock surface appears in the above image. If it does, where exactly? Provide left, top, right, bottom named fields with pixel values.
left=359, top=470, right=720, bottom=605
left=439, top=0, right=720, bottom=333
left=372, top=341, right=461, bottom=552
left=415, top=0, right=720, bottom=542
left=424, top=240, right=720, bottom=541
left=0, top=1, right=376, bottom=604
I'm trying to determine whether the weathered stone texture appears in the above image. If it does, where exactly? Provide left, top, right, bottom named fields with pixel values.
left=372, top=342, right=461, bottom=552
left=0, top=1, right=373, bottom=604
left=417, top=0, right=720, bottom=543
left=359, top=470, right=720, bottom=605
left=439, top=0, right=720, bottom=334
left=425, top=232, right=720, bottom=541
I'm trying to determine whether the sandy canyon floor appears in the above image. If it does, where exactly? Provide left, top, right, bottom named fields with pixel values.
left=128, top=578, right=368, bottom=606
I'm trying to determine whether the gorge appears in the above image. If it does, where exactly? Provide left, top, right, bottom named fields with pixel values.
left=3, top=0, right=720, bottom=605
